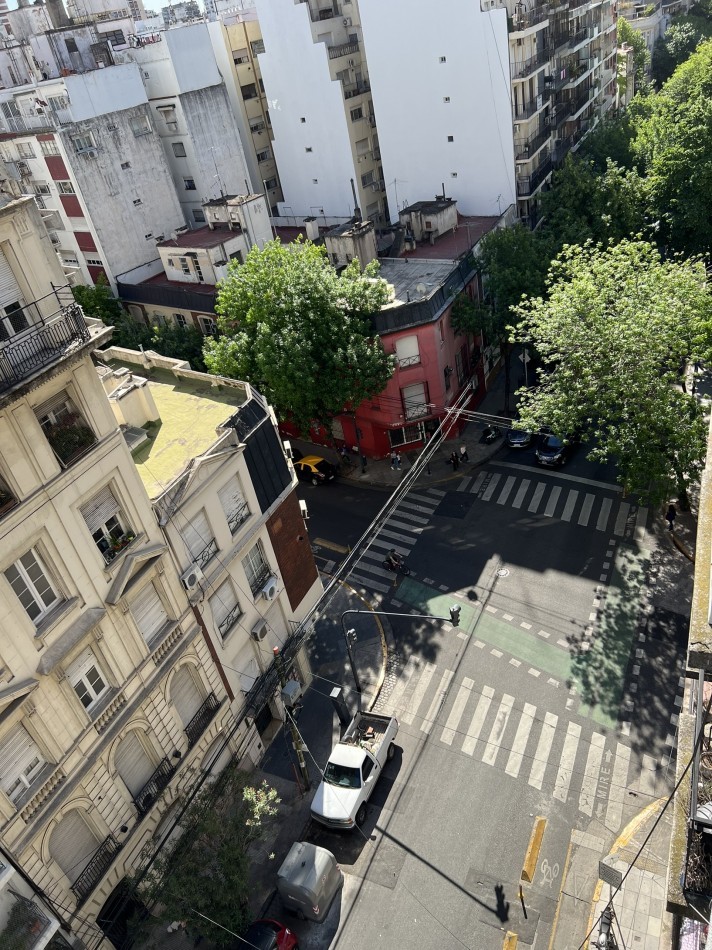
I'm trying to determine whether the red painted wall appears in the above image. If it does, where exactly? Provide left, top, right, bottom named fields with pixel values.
left=74, top=231, right=97, bottom=252
left=60, top=194, right=83, bottom=218
left=88, top=266, right=108, bottom=285
left=45, top=156, right=70, bottom=181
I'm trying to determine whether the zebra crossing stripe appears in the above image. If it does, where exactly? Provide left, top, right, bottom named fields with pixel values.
left=482, top=473, right=502, bottom=502
left=597, top=498, right=613, bottom=532
left=529, top=712, right=558, bottom=789
left=561, top=489, right=579, bottom=522
left=421, top=669, right=454, bottom=735
left=512, top=479, right=531, bottom=509
left=457, top=477, right=473, bottom=493
left=381, top=656, right=418, bottom=715
left=471, top=471, right=487, bottom=494
left=544, top=486, right=561, bottom=517
left=370, top=538, right=409, bottom=555
left=553, top=721, right=582, bottom=803
left=614, top=502, right=630, bottom=537
left=391, top=508, right=430, bottom=525
left=635, top=507, right=648, bottom=542
left=398, top=499, right=438, bottom=515
left=579, top=732, right=605, bottom=816
left=497, top=475, right=517, bottom=505
left=505, top=702, right=536, bottom=778
left=578, top=493, right=595, bottom=526
left=401, top=662, right=436, bottom=725
left=347, top=572, right=391, bottom=594
left=410, top=492, right=441, bottom=505
left=385, top=518, right=425, bottom=534
left=440, top=677, right=474, bottom=745
left=606, top=743, right=631, bottom=830
left=528, top=482, right=545, bottom=513
left=462, top=685, right=494, bottom=756
left=380, top=527, right=417, bottom=545
left=482, top=694, right=515, bottom=766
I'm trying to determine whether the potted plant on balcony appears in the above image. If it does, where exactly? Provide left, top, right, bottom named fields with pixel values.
left=46, top=414, right=96, bottom=465
left=1, top=896, right=47, bottom=950
left=105, top=532, right=136, bottom=562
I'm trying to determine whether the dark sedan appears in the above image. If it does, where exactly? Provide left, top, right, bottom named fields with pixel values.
left=535, top=433, right=576, bottom=467
left=506, top=428, right=534, bottom=449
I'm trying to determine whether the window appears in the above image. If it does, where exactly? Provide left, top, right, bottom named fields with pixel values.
left=72, top=133, right=95, bottom=153
left=130, top=114, right=151, bottom=136
left=439, top=55, right=447, bottom=63
left=172, top=142, right=186, bottom=157
left=121, top=161, right=131, bottom=169
left=300, top=117, right=306, bottom=123
left=67, top=648, right=108, bottom=710
left=350, top=106, right=363, bottom=122
left=250, top=120, right=265, bottom=133
left=133, top=198, right=142, bottom=206
left=157, top=105, right=178, bottom=131
left=251, top=38, right=265, bottom=55
left=304, top=147, right=312, bottom=153
left=362, top=757, right=374, bottom=781
left=451, top=172, right=458, bottom=178
left=104, top=28, right=126, bottom=45
left=33, top=182, right=50, bottom=196
left=361, top=170, right=374, bottom=187
left=5, top=549, right=60, bottom=624
left=0, top=726, right=47, bottom=805
left=210, top=579, right=242, bottom=640
left=183, top=178, right=196, bottom=191
left=131, top=582, right=169, bottom=644
left=183, top=510, right=217, bottom=568
left=242, top=541, right=270, bottom=595
left=57, top=181, right=75, bottom=194
left=35, top=391, right=95, bottom=466
left=395, top=335, right=420, bottom=367
left=40, top=139, right=60, bottom=157
left=444, top=366, right=451, bottom=392
left=233, top=51, right=249, bottom=65
left=443, top=96, right=451, bottom=103
left=17, top=142, right=35, bottom=158
left=199, top=315, right=218, bottom=336
left=401, top=381, right=429, bottom=420
left=241, top=83, right=257, bottom=100
left=264, top=178, right=277, bottom=189
left=257, top=148, right=271, bottom=162
left=218, top=478, right=249, bottom=534
left=174, top=313, right=187, bottom=327
left=85, top=257, right=103, bottom=266
left=80, top=486, right=134, bottom=564
left=65, top=37, right=78, bottom=53
left=447, top=135, right=454, bottom=142
left=193, top=209, right=205, bottom=223
left=179, top=257, right=190, bottom=275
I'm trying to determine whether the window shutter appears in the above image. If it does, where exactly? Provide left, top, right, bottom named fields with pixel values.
left=131, top=584, right=168, bottom=642
left=395, top=335, right=420, bottom=363
left=66, top=648, right=97, bottom=681
left=114, top=732, right=155, bottom=797
left=171, top=666, right=204, bottom=726
left=218, top=479, right=243, bottom=517
left=49, top=810, right=100, bottom=884
left=182, top=510, right=211, bottom=561
left=80, top=487, right=120, bottom=535
left=34, top=391, right=71, bottom=420
left=0, top=249, right=23, bottom=310
left=209, top=580, right=238, bottom=629
left=0, top=726, right=46, bottom=802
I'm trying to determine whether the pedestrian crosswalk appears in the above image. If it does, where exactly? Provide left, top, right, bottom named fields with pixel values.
left=375, top=657, right=642, bottom=828
left=346, top=488, right=445, bottom=594
left=457, top=469, right=647, bottom=538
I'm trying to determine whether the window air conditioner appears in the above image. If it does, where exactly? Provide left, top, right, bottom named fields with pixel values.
left=181, top=563, right=204, bottom=592
left=261, top=576, right=278, bottom=601
left=251, top=619, right=268, bottom=641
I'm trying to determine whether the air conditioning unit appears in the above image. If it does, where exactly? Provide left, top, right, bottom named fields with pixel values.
left=107, top=123, right=118, bottom=131
left=261, top=575, right=278, bottom=601
left=83, top=148, right=98, bottom=158
left=348, top=59, right=355, bottom=67
left=181, top=563, right=204, bottom=592
left=251, top=619, right=268, bottom=641
left=299, top=499, right=309, bottom=521
left=343, top=16, right=352, bottom=26
left=282, top=439, right=293, bottom=459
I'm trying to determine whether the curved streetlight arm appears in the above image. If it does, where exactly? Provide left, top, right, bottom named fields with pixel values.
left=340, top=607, right=461, bottom=627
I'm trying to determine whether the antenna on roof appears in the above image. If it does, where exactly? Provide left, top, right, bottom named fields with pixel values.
left=350, top=178, right=361, bottom=222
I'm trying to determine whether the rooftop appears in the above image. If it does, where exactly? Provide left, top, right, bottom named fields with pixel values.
left=401, top=198, right=456, bottom=215
left=401, top=214, right=500, bottom=261
left=156, top=225, right=236, bottom=250
left=109, top=364, right=246, bottom=497
left=378, top=258, right=460, bottom=308
left=141, top=272, right=217, bottom=294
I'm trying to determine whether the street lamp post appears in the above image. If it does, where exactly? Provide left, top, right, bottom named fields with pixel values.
left=340, top=605, right=462, bottom=707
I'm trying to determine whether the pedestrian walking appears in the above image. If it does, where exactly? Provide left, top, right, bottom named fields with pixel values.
left=666, top=503, right=676, bottom=531
left=390, top=450, right=398, bottom=470
left=459, top=443, right=469, bottom=463
left=450, top=451, right=460, bottom=470
left=339, top=444, right=350, bottom=463
left=394, top=450, right=402, bottom=470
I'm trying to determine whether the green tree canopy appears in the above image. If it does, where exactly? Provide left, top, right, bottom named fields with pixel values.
left=152, top=320, right=207, bottom=372
left=513, top=239, right=712, bottom=504
left=138, top=765, right=280, bottom=946
left=72, top=275, right=123, bottom=323
left=618, top=16, right=652, bottom=91
left=204, top=238, right=394, bottom=434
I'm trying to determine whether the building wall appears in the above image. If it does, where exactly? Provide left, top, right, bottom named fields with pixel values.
left=359, top=0, right=516, bottom=220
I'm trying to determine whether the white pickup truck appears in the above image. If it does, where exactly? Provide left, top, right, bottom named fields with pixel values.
left=311, top=711, right=398, bottom=830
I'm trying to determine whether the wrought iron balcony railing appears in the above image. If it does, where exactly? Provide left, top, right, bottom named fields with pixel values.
left=226, top=501, right=250, bottom=534
left=133, top=757, right=177, bottom=816
left=192, top=538, right=218, bottom=569
left=71, top=834, right=122, bottom=906
left=184, top=692, right=221, bottom=748
left=328, top=39, right=359, bottom=60
left=511, top=47, right=552, bottom=80
left=218, top=603, right=243, bottom=639
left=249, top=562, right=272, bottom=596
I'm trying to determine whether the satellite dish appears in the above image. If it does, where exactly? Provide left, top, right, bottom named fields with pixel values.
left=416, top=283, right=427, bottom=295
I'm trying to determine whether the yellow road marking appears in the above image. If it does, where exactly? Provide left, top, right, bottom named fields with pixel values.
left=522, top=816, right=547, bottom=883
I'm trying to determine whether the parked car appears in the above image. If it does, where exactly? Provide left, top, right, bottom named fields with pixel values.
left=237, top=919, right=298, bottom=950
left=505, top=428, right=533, bottom=449
left=535, top=433, right=576, bottom=467
left=292, top=453, right=338, bottom=486
left=277, top=841, right=343, bottom=922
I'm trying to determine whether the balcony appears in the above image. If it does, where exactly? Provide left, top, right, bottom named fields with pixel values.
left=184, top=692, right=221, bottom=748
left=0, top=297, right=90, bottom=397
left=343, top=79, right=371, bottom=100
left=515, top=127, right=551, bottom=160
left=192, top=537, right=217, bottom=570
left=44, top=412, right=96, bottom=467
left=328, top=39, right=359, bottom=60
left=71, top=834, right=122, bottom=906
left=514, top=91, right=549, bottom=120
left=568, top=25, right=588, bottom=47
left=509, top=5, right=549, bottom=31
left=516, top=156, right=552, bottom=196
left=397, top=354, right=421, bottom=368
left=133, top=757, right=177, bottom=816
left=0, top=891, right=52, bottom=950
left=218, top=602, right=243, bottom=639
left=511, top=47, right=552, bottom=80
left=298, top=0, right=341, bottom=20
left=226, top=500, right=250, bottom=534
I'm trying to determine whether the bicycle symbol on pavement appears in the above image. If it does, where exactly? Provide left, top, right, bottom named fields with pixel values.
left=540, top=858, right=560, bottom=888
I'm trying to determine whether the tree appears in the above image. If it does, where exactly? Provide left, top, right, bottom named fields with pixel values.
left=618, top=17, right=652, bottom=92
left=72, top=275, right=123, bottom=323
left=513, top=239, right=712, bottom=505
left=203, top=239, right=394, bottom=434
left=460, top=225, right=550, bottom=412
left=138, top=765, right=280, bottom=946
left=152, top=321, right=207, bottom=372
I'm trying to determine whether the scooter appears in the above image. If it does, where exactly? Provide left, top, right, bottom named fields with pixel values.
left=597, top=906, right=614, bottom=949
left=480, top=425, right=503, bottom=445
left=382, top=555, right=411, bottom=576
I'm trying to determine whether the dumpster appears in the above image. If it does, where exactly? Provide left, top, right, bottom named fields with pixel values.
left=277, top=841, right=343, bottom=922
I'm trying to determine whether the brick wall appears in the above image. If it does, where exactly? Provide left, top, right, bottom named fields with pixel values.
left=266, top=491, right=318, bottom=612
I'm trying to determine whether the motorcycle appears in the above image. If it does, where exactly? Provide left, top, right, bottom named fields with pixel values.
left=480, top=425, right=503, bottom=445
left=382, top=554, right=411, bottom=575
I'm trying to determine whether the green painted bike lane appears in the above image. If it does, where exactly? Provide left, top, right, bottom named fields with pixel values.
left=396, top=541, right=650, bottom=730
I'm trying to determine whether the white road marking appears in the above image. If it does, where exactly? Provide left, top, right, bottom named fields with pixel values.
left=441, top=677, right=474, bottom=746
left=482, top=694, right=515, bottom=766
left=462, top=685, right=494, bottom=756
left=379, top=655, right=418, bottom=715
left=597, top=497, right=613, bottom=531
left=347, top=572, right=391, bottom=593
left=482, top=473, right=502, bottom=502
left=561, top=489, right=579, bottom=522
left=544, top=485, right=561, bottom=517
left=457, top=477, right=473, bottom=493
left=471, top=471, right=487, bottom=494
left=635, top=506, right=648, bottom=542
left=384, top=518, right=425, bottom=534
left=512, top=479, right=531, bottom=509
left=553, top=721, right=582, bottom=803
left=579, top=732, right=605, bottom=816
left=528, top=482, right=546, bottom=513
left=400, top=662, right=436, bottom=725
left=421, top=669, right=454, bottom=735
left=578, top=493, right=595, bottom=526
left=391, top=508, right=430, bottom=525
left=606, top=743, right=631, bottom=830
left=505, top=702, right=536, bottom=778
left=613, top=502, right=630, bottom=537
left=490, top=461, right=622, bottom=491
left=529, top=712, right=558, bottom=790
left=497, top=475, right=517, bottom=505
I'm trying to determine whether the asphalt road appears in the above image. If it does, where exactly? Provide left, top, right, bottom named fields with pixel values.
left=285, top=449, right=684, bottom=949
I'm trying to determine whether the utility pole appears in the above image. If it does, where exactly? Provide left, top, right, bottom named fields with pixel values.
left=273, top=647, right=310, bottom=791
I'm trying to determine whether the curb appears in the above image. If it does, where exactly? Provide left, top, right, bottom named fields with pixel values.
left=337, top=577, right=390, bottom=711
left=671, top=530, right=695, bottom=563
left=341, top=443, right=506, bottom=491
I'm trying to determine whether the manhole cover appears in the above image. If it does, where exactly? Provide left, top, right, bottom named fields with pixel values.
left=496, top=568, right=510, bottom=577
